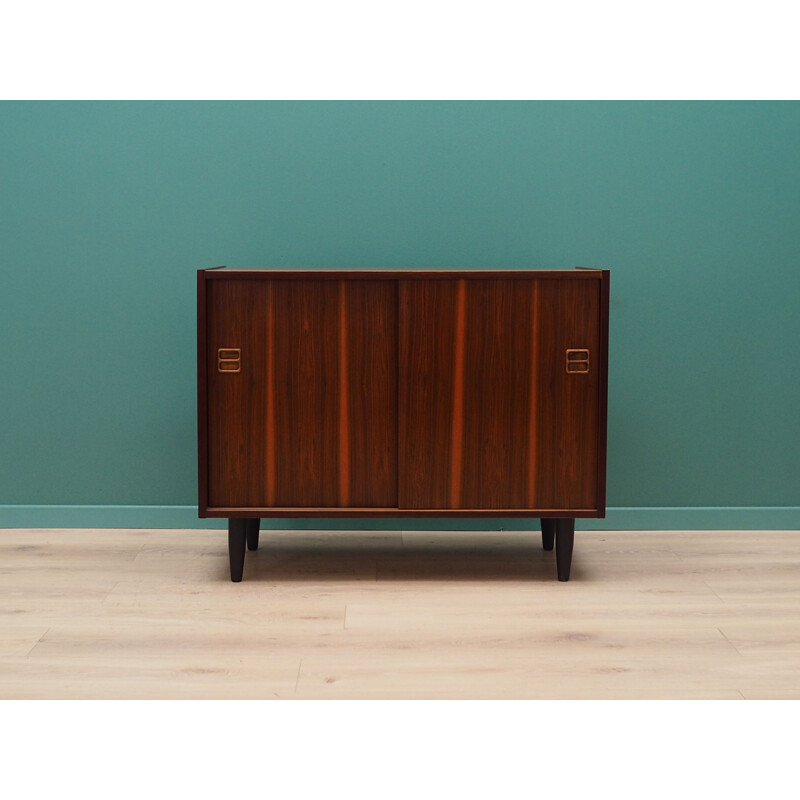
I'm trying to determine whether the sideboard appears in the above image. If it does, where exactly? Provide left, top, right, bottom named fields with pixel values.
left=198, top=268, right=610, bottom=582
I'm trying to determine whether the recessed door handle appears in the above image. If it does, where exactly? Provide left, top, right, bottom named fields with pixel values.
left=565, top=349, right=590, bottom=374
left=218, top=348, right=241, bottom=373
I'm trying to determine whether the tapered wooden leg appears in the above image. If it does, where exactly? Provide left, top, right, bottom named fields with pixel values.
left=246, top=518, right=260, bottom=551
left=541, top=519, right=556, bottom=551
left=228, top=518, right=247, bottom=582
left=555, top=518, right=575, bottom=581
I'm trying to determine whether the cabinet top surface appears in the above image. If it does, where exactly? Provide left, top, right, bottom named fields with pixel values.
left=201, top=267, right=606, bottom=279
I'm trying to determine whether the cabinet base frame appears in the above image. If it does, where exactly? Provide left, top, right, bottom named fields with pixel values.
left=226, top=516, right=578, bottom=582
left=205, top=507, right=602, bottom=518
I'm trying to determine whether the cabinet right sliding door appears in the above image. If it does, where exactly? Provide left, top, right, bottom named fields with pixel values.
left=398, top=277, right=602, bottom=513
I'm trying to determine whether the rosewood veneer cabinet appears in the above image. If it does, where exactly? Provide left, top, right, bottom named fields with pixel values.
left=198, top=267, right=610, bottom=582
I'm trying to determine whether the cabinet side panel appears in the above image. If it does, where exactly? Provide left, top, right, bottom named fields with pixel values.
left=534, top=279, right=601, bottom=509
left=197, top=271, right=209, bottom=515
left=398, top=280, right=459, bottom=508
left=595, top=269, right=610, bottom=516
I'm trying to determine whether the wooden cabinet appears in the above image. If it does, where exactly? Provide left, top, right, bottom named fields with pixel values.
left=198, top=268, right=609, bottom=582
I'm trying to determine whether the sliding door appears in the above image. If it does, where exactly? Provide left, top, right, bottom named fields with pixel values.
left=207, top=278, right=397, bottom=508
left=398, top=278, right=600, bottom=511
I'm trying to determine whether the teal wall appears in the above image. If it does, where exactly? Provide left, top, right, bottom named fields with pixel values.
left=1, top=101, right=798, bottom=529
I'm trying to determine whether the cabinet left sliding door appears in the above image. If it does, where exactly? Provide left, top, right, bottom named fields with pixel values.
left=204, top=278, right=398, bottom=510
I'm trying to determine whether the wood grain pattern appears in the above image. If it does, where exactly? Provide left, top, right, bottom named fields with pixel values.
left=459, top=280, right=537, bottom=508
left=206, top=279, right=397, bottom=508
left=533, top=278, right=600, bottom=509
left=341, top=279, right=398, bottom=507
left=265, top=281, right=276, bottom=505
left=200, top=269, right=607, bottom=517
left=197, top=270, right=209, bottom=513
left=449, top=280, right=467, bottom=508
left=399, top=278, right=595, bottom=510
left=207, top=279, right=270, bottom=508
left=595, top=269, right=611, bottom=515
left=274, top=279, right=340, bottom=506
left=338, top=281, right=350, bottom=506
left=209, top=269, right=604, bottom=280
left=204, top=507, right=601, bottom=518
left=527, top=281, right=540, bottom=507
left=398, top=280, right=459, bottom=508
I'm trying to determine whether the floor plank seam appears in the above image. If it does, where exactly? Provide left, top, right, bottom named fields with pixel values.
left=717, top=627, right=744, bottom=657
left=24, top=628, right=50, bottom=658
left=131, top=541, right=149, bottom=563
left=101, top=581, right=121, bottom=604
left=294, top=659, right=302, bottom=694
left=702, top=581, right=727, bottom=603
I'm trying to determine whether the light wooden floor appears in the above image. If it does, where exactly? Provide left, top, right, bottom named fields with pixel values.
left=1, top=528, right=798, bottom=699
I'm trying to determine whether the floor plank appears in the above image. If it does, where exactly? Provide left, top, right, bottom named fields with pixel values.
left=0, top=528, right=798, bottom=699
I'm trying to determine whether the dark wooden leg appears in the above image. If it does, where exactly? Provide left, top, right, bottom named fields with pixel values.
left=556, top=518, right=575, bottom=582
left=541, top=519, right=556, bottom=551
left=246, top=518, right=260, bottom=551
left=228, top=518, right=247, bottom=582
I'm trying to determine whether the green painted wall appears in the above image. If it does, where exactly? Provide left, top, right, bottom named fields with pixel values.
left=1, top=101, right=798, bottom=528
